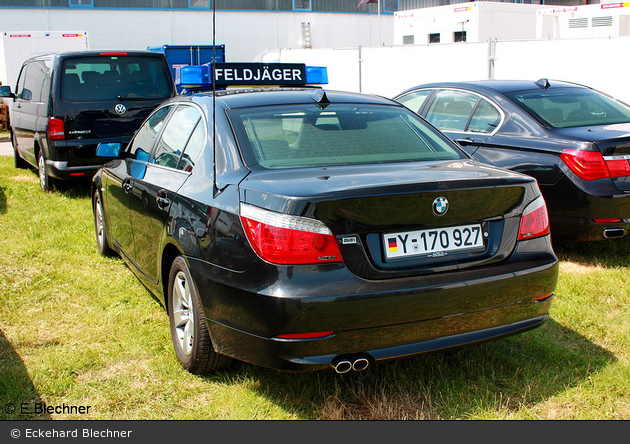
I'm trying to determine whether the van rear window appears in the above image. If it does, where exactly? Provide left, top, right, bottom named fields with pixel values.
left=61, top=56, right=172, bottom=102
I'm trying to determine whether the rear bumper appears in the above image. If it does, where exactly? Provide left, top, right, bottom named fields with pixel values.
left=45, top=136, right=131, bottom=181
left=207, top=305, right=551, bottom=372
left=542, top=177, right=630, bottom=241
left=189, top=236, right=558, bottom=372
left=550, top=215, right=629, bottom=241
left=47, top=159, right=100, bottom=181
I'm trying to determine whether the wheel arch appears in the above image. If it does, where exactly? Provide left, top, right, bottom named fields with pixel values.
left=161, top=242, right=185, bottom=312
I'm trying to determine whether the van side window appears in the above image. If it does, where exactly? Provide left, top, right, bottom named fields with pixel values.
left=28, top=61, right=48, bottom=103
left=15, top=64, right=30, bottom=101
left=127, top=105, right=173, bottom=161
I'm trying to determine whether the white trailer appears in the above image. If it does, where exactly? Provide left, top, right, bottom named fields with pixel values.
left=537, top=2, right=630, bottom=39
left=0, top=30, right=89, bottom=88
left=394, top=1, right=549, bottom=46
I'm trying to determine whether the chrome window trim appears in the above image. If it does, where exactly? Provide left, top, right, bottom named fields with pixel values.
left=405, top=87, right=506, bottom=137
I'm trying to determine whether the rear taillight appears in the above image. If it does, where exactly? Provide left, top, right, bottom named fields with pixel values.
left=47, top=117, right=65, bottom=140
left=561, top=149, right=630, bottom=180
left=240, top=203, right=342, bottom=265
left=518, top=196, right=550, bottom=241
left=593, top=218, right=623, bottom=224
left=274, top=331, right=335, bottom=340
left=605, top=156, right=630, bottom=178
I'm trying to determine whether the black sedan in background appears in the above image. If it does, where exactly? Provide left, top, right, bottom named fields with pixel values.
left=395, top=80, right=630, bottom=241
left=92, top=86, right=557, bottom=373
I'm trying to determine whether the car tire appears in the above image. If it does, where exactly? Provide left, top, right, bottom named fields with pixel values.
left=167, top=256, right=232, bottom=374
left=37, top=150, right=54, bottom=192
left=12, top=131, right=29, bottom=170
left=93, top=190, right=115, bottom=257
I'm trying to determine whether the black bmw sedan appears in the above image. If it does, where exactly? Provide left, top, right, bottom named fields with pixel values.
left=92, top=82, right=558, bottom=374
left=394, top=80, right=630, bottom=241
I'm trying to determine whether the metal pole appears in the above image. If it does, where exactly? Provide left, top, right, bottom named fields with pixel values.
left=487, top=38, right=497, bottom=80
left=358, top=46, right=363, bottom=93
left=378, top=0, right=382, bottom=46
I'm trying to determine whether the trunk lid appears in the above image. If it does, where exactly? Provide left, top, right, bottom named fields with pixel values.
left=240, top=161, right=539, bottom=279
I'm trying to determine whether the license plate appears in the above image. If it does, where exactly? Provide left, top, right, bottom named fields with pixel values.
left=384, top=224, right=484, bottom=260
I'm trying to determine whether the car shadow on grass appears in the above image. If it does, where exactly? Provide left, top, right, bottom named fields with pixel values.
left=0, top=328, right=52, bottom=420
left=553, top=236, right=630, bottom=267
left=205, top=317, right=615, bottom=420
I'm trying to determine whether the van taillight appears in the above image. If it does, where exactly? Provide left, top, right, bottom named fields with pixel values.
left=47, top=118, right=65, bottom=140
left=518, top=196, right=550, bottom=241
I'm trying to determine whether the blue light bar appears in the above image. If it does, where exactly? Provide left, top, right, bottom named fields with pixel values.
left=175, top=63, right=328, bottom=91
left=175, top=64, right=212, bottom=88
left=306, top=66, right=328, bottom=85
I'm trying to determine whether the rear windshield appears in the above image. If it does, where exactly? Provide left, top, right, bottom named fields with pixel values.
left=228, top=103, right=466, bottom=169
left=61, top=55, right=172, bottom=102
left=505, top=87, right=630, bottom=129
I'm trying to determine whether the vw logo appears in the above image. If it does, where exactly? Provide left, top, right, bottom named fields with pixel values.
left=432, top=197, right=449, bottom=217
left=114, top=104, right=127, bottom=115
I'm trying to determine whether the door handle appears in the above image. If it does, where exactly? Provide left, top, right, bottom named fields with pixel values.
left=456, top=138, right=475, bottom=146
left=156, top=190, right=170, bottom=208
left=123, top=178, right=133, bottom=193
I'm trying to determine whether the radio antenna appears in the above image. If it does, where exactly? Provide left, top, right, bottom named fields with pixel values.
left=212, top=0, right=219, bottom=197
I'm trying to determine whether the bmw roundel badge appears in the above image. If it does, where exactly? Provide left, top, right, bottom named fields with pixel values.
left=432, top=197, right=449, bottom=217
left=114, top=104, right=127, bottom=116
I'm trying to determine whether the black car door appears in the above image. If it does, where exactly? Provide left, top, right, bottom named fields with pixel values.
left=102, top=105, right=174, bottom=261
left=129, top=104, right=206, bottom=284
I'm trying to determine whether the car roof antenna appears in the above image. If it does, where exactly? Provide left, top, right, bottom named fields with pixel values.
left=311, top=90, right=331, bottom=110
left=535, top=78, right=550, bottom=90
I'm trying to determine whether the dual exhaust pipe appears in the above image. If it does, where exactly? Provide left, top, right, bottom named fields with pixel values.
left=331, top=353, right=372, bottom=374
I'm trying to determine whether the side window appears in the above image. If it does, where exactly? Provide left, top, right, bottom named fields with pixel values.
left=425, top=90, right=478, bottom=132
left=177, top=123, right=205, bottom=172
left=468, top=99, right=501, bottom=134
left=26, top=61, right=48, bottom=103
left=15, top=64, right=31, bottom=101
left=396, top=90, right=433, bottom=114
left=128, top=105, right=173, bottom=161
left=153, top=105, right=203, bottom=171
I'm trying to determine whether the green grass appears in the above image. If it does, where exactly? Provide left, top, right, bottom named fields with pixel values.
left=0, top=156, right=628, bottom=420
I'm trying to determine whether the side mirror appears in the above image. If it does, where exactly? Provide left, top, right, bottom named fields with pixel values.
left=0, top=85, right=15, bottom=98
left=96, top=142, right=122, bottom=158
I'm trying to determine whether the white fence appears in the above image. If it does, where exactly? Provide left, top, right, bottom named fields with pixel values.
left=258, top=36, right=630, bottom=104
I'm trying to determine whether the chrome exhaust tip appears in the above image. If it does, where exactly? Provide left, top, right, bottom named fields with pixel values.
left=352, top=358, right=370, bottom=372
left=332, top=360, right=353, bottom=374
left=603, top=228, right=626, bottom=239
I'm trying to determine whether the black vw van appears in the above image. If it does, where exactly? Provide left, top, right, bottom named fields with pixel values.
left=0, top=50, right=176, bottom=191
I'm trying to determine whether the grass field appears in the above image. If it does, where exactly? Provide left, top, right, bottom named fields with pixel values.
left=0, top=156, right=628, bottom=420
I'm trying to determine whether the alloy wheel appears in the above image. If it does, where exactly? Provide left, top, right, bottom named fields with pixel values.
left=172, top=271, right=195, bottom=356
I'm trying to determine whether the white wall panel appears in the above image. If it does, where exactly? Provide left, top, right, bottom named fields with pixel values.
left=0, top=9, right=394, bottom=62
